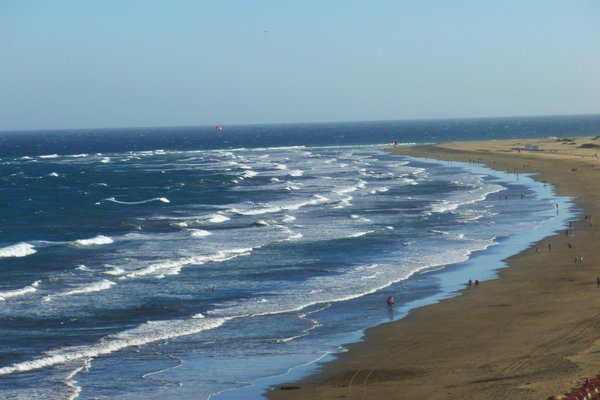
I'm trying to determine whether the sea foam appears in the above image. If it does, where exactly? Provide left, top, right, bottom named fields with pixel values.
left=105, top=197, right=170, bottom=205
left=0, top=316, right=230, bottom=376
left=0, top=243, right=36, bottom=258
left=0, top=280, right=41, bottom=301
left=74, top=235, right=113, bottom=246
left=62, top=279, right=116, bottom=296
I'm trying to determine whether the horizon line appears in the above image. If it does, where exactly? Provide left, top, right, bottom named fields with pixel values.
left=2, top=112, right=599, bottom=134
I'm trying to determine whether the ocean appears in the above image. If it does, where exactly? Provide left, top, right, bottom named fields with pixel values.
left=0, top=115, right=598, bottom=399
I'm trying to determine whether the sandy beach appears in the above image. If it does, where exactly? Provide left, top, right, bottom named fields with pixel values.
left=268, top=136, right=600, bottom=400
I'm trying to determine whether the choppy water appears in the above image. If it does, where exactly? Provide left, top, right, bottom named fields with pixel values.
left=0, top=116, right=596, bottom=399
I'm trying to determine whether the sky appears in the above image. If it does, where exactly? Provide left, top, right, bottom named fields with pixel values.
left=1, top=0, right=599, bottom=131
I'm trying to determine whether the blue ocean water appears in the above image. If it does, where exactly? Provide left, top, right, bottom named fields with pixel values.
left=0, top=116, right=598, bottom=399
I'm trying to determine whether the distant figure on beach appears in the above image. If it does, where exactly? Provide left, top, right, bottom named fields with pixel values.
left=536, top=247, right=540, bottom=253
left=568, top=242, right=573, bottom=249
left=468, top=279, right=473, bottom=288
left=475, top=279, right=480, bottom=287
left=391, top=139, right=397, bottom=149
left=596, top=276, right=599, bottom=288
left=548, top=243, right=552, bottom=252
left=386, top=296, right=395, bottom=307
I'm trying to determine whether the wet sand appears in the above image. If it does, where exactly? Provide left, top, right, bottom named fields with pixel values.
left=267, top=136, right=600, bottom=400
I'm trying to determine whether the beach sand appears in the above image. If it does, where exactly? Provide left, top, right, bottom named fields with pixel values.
left=268, top=137, right=600, bottom=400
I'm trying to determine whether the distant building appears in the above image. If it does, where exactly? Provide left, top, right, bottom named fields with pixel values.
left=524, top=144, right=539, bottom=151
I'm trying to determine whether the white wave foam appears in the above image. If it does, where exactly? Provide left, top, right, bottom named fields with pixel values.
left=242, top=170, right=258, bottom=178
left=104, top=266, right=126, bottom=276
left=335, top=184, right=360, bottom=195
left=348, top=230, right=375, bottom=238
left=74, top=235, right=113, bottom=246
left=47, top=172, right=59, bottom=177
left=0, top=243, right=36, bottom=258
left=0, top=316, right=230, bottom=377
left=288, top=170, right=303, bottom=177
left=0, top=280, right=41, bottom=301
left=100, top=157, right=111, bottom=163
left=230, top=195, right=329, bottom=216
left=105, top=197, right=170, bottom=205
left=62, top=279, right=115, bottom=296
left=190, top=229, right=211, bottom=238
left=429, top=183, right=504, bottom=215
left=282, top=215, right=296, bottom=223
left=120, top=248, right=254, bottom=280
left=275, top=164, right=288, bottom=170
left=207, top=214, right=230, bottom=223
left=39, top=154, right=59, bottom=159
left=369, top=187, right=389, bottom=194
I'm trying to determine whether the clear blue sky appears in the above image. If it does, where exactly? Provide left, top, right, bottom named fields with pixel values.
left=1, top=0, right=599, bottom=131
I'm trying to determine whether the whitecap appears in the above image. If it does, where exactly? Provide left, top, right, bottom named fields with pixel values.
left=369, top=187, right=389, bottom=194
left=0, top=316, right=230, bottom=376
left=47, top=172, right=59, bottom=177
left=0, top=280, right=41, bottom=301
left=62, top=279, right=116, bottom=296
left=104, top=197, right=170, bottom=205
left=74, top=235, right=113, bottom=246
left=288, top=170, right=303, bottom=177
left=190, top=229, right=211, bottom=238
left=120, top=248, right=254, bottom=280
left=348, top=230, right=375, bottom=238
left=104, top=266, right=126, bottom=276
left=207, top=214, right=230, bottom=224
left=39, top=154, right=59, bottom=159
left=0, top=242, right=36, bottom=258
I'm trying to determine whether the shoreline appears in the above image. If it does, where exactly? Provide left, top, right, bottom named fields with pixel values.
left=267, top=137, right=600, bottom=399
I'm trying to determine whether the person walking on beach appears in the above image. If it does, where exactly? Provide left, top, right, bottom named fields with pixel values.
left=468, top=279, right=473, bottom=288
left=548, top=243, right=552, bottom=252
left=596, top=276, right=600, bottom=288
left=475, top=279, right=480, bottom=287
